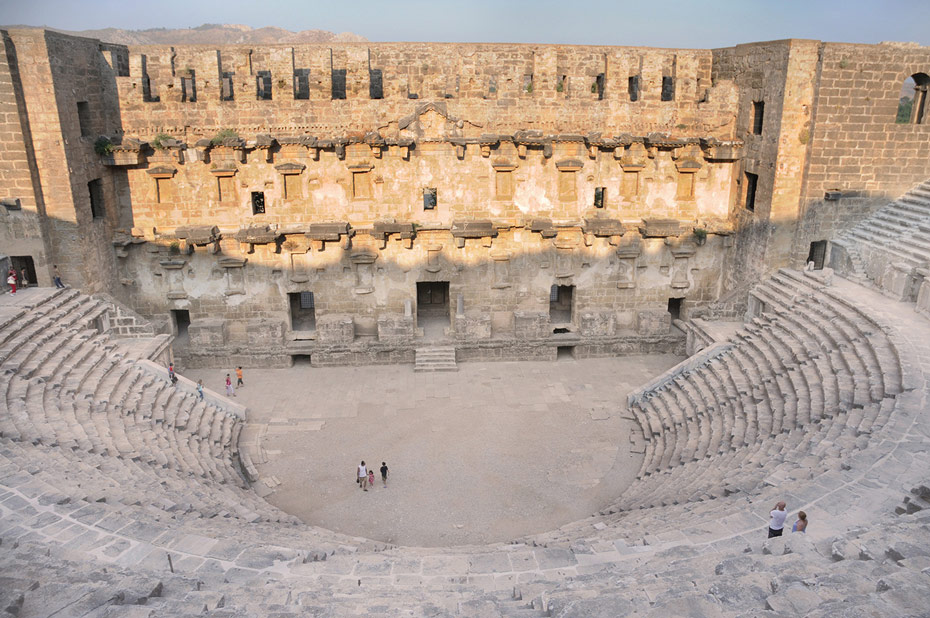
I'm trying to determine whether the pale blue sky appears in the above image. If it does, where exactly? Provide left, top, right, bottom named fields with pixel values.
left=1, top=0, right=928, bottom=47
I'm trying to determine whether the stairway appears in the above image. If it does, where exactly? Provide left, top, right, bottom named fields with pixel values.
left=414, top=346, right=458, bottom=372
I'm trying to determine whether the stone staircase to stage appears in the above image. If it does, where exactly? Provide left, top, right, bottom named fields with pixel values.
left=414, top=345, right=458, bottom=372
left=832, top=179, right=930, bottom=309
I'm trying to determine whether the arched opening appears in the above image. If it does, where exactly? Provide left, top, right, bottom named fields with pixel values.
left=896, top=73, right=929, bottom=124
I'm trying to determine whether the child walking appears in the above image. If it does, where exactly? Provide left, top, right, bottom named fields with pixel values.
left=380, top=462, right=389, bottom=488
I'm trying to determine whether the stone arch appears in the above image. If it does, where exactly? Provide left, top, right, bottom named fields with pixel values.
left=896, top=73, right=929, bottom=124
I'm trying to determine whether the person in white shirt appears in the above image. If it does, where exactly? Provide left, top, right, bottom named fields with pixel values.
left=358, top=461, right=368, bottom=491
left=768, top=501, right=787, bottom=538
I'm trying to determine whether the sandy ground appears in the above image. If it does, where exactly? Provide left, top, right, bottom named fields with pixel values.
left=185, top=354, right=681, bottom=547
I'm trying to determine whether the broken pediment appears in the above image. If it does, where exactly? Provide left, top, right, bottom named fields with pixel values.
left=396, top=102, right=478, bottom=141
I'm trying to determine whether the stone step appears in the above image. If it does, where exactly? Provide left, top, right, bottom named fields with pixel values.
left=414, top=346, right=458, bottom=372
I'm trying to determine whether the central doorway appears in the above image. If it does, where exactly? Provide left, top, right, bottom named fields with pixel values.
left=417, top=281, right=450, bottom=340
left=549, top=284, right=574, bottom=325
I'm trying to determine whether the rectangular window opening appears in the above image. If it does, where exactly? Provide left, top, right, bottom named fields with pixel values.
left=256, top=71, right=272, bottom=100
left=251, top=191, right=266, bottom=215
left=523, top=73, right=533, bottom=94
left=221, top=72, right=234, bottom=101
left=369, top=69, right=383, bottom=99
left=181, top=74, right=196, bottom=102
left=423, top=187, right=437, bottom=210
left=332, top=69, right=347, bottom=100
left=294, top=69, right=311, bottom=100
left=557, top=346, right=575, bottom=360
left=628, top=75, right=640, bottom=102
left=77, top=101, right=92, bottom=137
left=88, top=179, right=104, bottom=219
left=595, top=73, right=605, bottom=100
left=744, top=172, right=758, bottom=212
left=557, top=74, right=567, bottom=94
left=752, top=101, right=765, bottom=135
left=594, top=186, right=606, bottom=208
left=661, top=76, right=675, bottom=101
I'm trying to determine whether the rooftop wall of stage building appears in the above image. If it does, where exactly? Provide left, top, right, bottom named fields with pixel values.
left=1, top=30, right=929, bottom=333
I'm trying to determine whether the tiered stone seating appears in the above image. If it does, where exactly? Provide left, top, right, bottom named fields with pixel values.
left=1, top=275, right=929, bottom=616
left=0, top=289, right=284, bottom=525
left=621, top=268, right=903, bottom=511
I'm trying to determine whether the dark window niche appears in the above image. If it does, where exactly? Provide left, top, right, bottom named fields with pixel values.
left=752, top=101, right=765, bottom=135
left=88, top=178, right=104, bottom=219
left=251, top=191, right=266, bottom=215
left=76, top=101, right=92, bottom=137
left=628, top=75, right=640, bottom=102
left=807, top=240, right=828, bottom=270
left=294, top=69, right=311, bottom=100
left=181, top=74, right=196, bottom=102
left=256, top=71, right=272, bottom=100
left=369, top=69, right=383, bottom=99
left=220, top=72, right=234, bottom=101
left=744, top=172, right=758, bottom=212
left=331, top=69, right=347, bottom=100
left=171, top=309, right=190, bottom=340
left=595, top=73, right=605, bottom=100
left=423, top=187, right=437, bottom=210
left=594, top=187, right=606, bottom=208
left=661, top=76, right=675, bottom=101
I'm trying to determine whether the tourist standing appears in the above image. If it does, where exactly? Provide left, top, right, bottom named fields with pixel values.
left=236, top=366, right=244, bottom=387
left=19, top=268, right=28, bottom=289
left=792, top=511, right=808, bottom=533
left=767, top=501, right=787, bottom=538
left=7, top=268, right=16, bottom=295
left=197, top=379, right=204, bottom=400
left=225, top=373, right=235, bottom=397
left=52, top=265, right=65, bottom=289
left=168, top=362, right=178, bottom=384
left=358, top=461, right=368, bottom=491
left=380, top=462, right=389, bottom=488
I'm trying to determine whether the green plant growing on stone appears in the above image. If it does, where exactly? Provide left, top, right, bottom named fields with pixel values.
left=151, top=133, right=172, bottom=150
left=591, top=82, right=597, bottom=93
left=556, top=81, right=563, bottom=93
left=211, top=129, right=239, bottom=145
left=526, top=82, right=533, bottom=94
left=168, top=241, right=180, bottom=255
left=798, top=128, right=810, bottom=145
left=93, top=137, right=114, bottom=156
left=838, top=57, right=849, bottom=69
left=692, top=227, right=708, bottom=245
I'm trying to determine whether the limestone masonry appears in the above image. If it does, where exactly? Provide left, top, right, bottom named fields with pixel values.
left=2, top=30, right=928, bottom=367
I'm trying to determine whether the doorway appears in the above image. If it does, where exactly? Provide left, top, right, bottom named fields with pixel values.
left=549, top=284, right=574, bottom=324
left=289, top=291, right=316, bottom=331
left=10, top=256, right=36, bottom=288
left=171, top=309, right=190, bottom=344
left=417, top=281, right=450, bottom=340
left=807, top=240, right=827, bottom=270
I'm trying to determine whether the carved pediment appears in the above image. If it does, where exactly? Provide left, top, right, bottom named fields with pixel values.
left=396, top=102, right=480, bottom=141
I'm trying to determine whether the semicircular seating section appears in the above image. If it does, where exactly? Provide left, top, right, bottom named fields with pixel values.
left=621, top=268, right=903, bottom=511
left=1, top=276, right=929, bottom=616
left=0, top=288, right=294, bottom=525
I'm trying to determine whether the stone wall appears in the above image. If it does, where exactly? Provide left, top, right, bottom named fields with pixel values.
left=795, top=42, right=930, bottom=260
left=0, top=32, right=47, bottom=283
left=2, top=30, right=930, bottom=367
